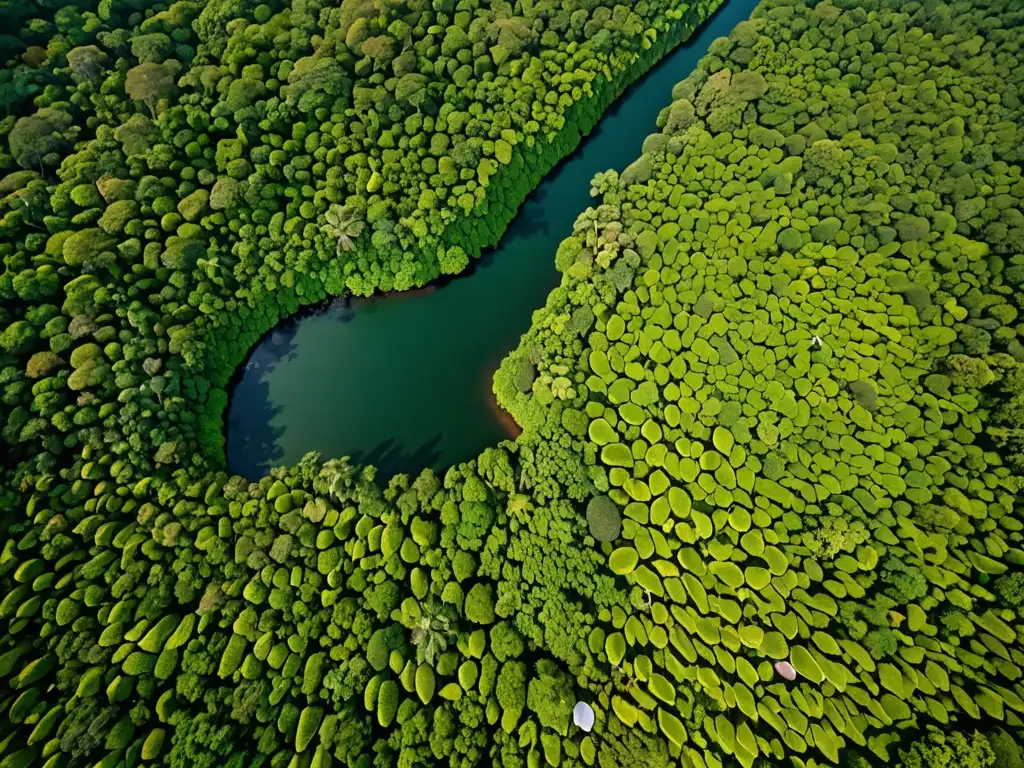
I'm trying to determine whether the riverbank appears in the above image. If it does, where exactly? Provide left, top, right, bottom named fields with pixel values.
left=225, top=0, right=761, bottom=479
left=484, top=360, right=524, bottom=441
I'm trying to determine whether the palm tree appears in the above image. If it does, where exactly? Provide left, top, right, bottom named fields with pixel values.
left=635, top=588, right=653, bottom=614
left=197, top=256, right=228, bottom=285
left=18, top=197, right=44, bottom=230
left=324, top=204, right=365, bottom=253
left=411, top=601, right=455, bottom=666
left=316, top=457, right=357, bottom=499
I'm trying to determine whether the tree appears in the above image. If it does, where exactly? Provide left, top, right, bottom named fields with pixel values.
left=394, top=73, right=428, bottom=108
left=0, top=320, right=36, bottom=354
left=13, top=267, right=59, bottom=300
left=9, top=109, right=72, bottom=170
left=154, top=441, right=180, bottom=464
left=489, top=16, right=535, bottom=64
left=229, top=681, right=265, bottom=724
left=993, top=572, right=1024, bottom=609
left=26, top=350, right=62, bottom=378
left=946, top=354, right=995, bottom=389
left=367, top=625, right=404, bottom=672
left=438, top=245, right=468, bottom=275
left=324, top=204, right=365, bottom=253
left=283, top=56, right=349, bottom=112
left=863, top=628, right=898, bottom=659
left=114, top=113, right=159, bottom=156
left=322, top=657, right=371, bottom=707
left=442, top=26, right=470, bottom=57
left=57, top=698, right=117, bottom=760
left=664, top=99, right=696, bottom=133
left=209, top=177, right=242, bottom=211
left=67, top=45, right=107, bottom=84
left=360, top=35, right=394, bottom=70
left=597, top=716, right=673, bottom=768
left=225, top=78, right=266, bottom=114
left=881, top=557, right=928, bottom=604
left=131, top=33, right=172, bottom=64
left=63, top=228, right=116, bottom=268
left=586, top=496, right=621, bottom=542
left=464, top=583, right=495, bottom=624
left=897, top=215, right=932, bottom=242
left=296, top=705, right=324, bottom=752
left=803, top=139, right=845, bottom=186
left=125, top=63, right=177, bottom=117
left=197, top=256, right=229, bottom=286
left=62, top=275, right=103, bottom=316
left=166, top=713, right=246, bottom=768
left=898, top=730, right=994, bottom=768
left=848, top=380, right=878, bottom=410
left=489, top=622, right=524, bottom=662
left=806, top=516, right=868, bottom=559
left=495, top=661, right=526, bottom=731
left=527, top=659, right=574, bottom=735
left=161, top=238, right=205, bottom=270
left=97, top=199, right=139, bottom=234
left=986, top=729, right=1024, bottom=768
left=730, top=70, right=768, bottom=100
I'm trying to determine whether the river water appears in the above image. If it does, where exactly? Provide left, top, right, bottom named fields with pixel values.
left=226, top=0, right=760, bottom=480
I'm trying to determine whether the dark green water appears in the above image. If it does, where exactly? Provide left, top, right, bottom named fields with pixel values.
left=227, top=0, right=759, bottom=480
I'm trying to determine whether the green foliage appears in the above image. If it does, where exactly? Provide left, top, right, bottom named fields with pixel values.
left=366, top=626, right=402, bottom=672
left=414, top=664, right=435, bottom=704
left=1, top=2, right=1024, bottom=768
left=586, top=495, right=622, bottom=542
left=994, top=572, right=1024, bottom=609
left=596, top=716, right=672, bottom=768
left=898, top=730, right=995, bottom=768
left=987, top=729, right=1024, bottom=768
left=947, top=354, right=996, bottom=388
left=124, top=62, right=177, bottom=117
left=410, top=601, right=455, bottom=666
left=527, top=659, right=575, bottom=736
left=495, top=660, right=526, bottom=732
left=489, top=622, right=524, bottom=663
left=9, top=108, right=72, bottom=169
left=464, top=584, right=495, bottom=625
left=492, top=3, right=1024, bottom=768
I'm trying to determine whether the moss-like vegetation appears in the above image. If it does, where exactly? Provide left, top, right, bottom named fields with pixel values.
left=494, top=0, right=1024, bottom=766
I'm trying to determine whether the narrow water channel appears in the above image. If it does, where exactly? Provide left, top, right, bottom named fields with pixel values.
left=226, top=0, right=760, bottom=480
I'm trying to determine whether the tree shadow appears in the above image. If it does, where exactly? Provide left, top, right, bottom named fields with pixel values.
left=326, top=295, right=354, bottom=321
left=225, top=324, right=302, bottom=480
left=499, top=189, right=557, bottom=247
left=351, top=434, right=444, bottom=480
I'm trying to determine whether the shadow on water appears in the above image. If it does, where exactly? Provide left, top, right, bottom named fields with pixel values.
left=226, top=374, right=286, bottom=481
left=225, top=303, right=339, bottom=478
left=350, top=435, right=445, bottom=480
left=483, top=201, right=554, bottom=261
left=226, top=0, right=761, bottom=481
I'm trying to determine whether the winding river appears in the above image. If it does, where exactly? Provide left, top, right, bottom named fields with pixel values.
left=227, top=0, right=760, bottom=480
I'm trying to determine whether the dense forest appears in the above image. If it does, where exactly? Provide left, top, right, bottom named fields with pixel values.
left=1, top=0, right=1024, bottom=767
